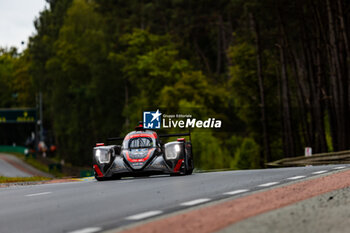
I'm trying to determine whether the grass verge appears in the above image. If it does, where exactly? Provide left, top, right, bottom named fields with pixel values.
left=0, top=176, right=52, bottom=183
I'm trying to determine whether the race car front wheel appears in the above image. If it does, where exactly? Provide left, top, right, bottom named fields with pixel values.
left=183, top=152, right=193, bottom=175
left=95, top=174, right=121, bottom=181
left=95, top=175, right=109, bottom=181
left=185, top=167, right=193, bottom=175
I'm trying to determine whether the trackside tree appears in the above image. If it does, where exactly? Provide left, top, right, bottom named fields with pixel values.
left=0, top=0, right=349, bottom=169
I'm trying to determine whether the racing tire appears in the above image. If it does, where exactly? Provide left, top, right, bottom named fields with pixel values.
left=185, top=168, right=193, bottom=175
left=95, top=175, right=121, bottom=181
left=183, top=152, right=193, bottom=176
left=170, top=173, right=182, bottom=176
left=111, top=174, right=122, bottom=180
left=95, top=175, right=109, bottom=181
left=185, top=142, right=194, bottom=175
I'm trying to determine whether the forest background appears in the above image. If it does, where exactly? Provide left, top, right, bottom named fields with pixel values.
left=1, top=0, right=349, bottom=169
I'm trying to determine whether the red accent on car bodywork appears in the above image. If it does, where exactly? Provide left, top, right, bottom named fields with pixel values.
left=174, top=159, right=184, bottom=172
left=125, top=133, right=156, bottom=140
left=125, top=148, right=155, bottom=163
left=153, top=132, right=158, bottom=139
left=177, top=138, right=185, bottom=142
left=96, top=143, right=105, bottom=147
left=93, top=165, right=103, bottom=177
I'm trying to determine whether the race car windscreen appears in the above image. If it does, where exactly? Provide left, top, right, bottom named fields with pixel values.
left=123, top=137, right=155, bottom=149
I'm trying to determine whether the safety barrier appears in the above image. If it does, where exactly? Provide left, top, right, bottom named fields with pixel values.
left=0, top=145, right=27, bottom=154
left=267, top=150, right=350, bottom=167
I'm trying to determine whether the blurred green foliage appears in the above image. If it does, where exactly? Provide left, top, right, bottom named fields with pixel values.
left=1, top=0, right=348, bottom=169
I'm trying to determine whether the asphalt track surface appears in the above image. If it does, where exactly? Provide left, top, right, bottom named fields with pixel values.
left=0, top=157, right=31, bottom=177
left=0, top=165, right=349, bottom=233
left=0, top=153, right=52, bottom=177
left=0, top=154, right=33, bottom=177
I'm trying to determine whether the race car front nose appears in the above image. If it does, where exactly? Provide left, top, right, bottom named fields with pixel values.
left=124, top=148, right=155, bottom=170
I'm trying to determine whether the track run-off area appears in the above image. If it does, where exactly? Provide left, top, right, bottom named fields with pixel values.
left=0, top=165, right=349, bottom=233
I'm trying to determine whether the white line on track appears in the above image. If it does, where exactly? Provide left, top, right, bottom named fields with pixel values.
left=118, top=180, right=134, bottom=183
left=223, top=189, right=249, bottom=195
left=286, top=176, right=306, bottom=180
left=258, top=182, right=279, bottom=187
left=333, top=166, right=346, bottom=170
left=180, top=198, right=211, bottom=206
left=68, top=227, right=102, bottom=233
left=312, top=170, right=328, bottom=174
left=25, top=192, right=51, bottom=197
left=125, top=210, right=163, bottom=220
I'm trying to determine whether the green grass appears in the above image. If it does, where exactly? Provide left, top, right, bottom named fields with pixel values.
left=25, top=157, right=50, bottom=173
left=0, top=176, right=52, bottom=183
left=24, top=157, right=65, bottom=178
left=10, top=152, right=49, bottom=172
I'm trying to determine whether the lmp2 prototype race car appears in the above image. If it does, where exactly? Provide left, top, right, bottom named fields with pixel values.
left=92, top=123, right=194, bottom=181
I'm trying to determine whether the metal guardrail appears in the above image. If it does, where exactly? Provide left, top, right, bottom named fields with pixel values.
left=267, top=150, right=350, bottom=167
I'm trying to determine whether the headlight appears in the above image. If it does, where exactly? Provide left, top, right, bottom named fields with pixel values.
left=165, top=142, right=182, bottom=160
left=95, top=149, right=112, bottom=163
left=174, top=144, right=180, bottom=152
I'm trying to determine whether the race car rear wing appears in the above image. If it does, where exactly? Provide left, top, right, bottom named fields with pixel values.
left=158, top=132, right=190, bottom=138
left=107, top=137, right=124, bottom=141
left=159, top=132, right=192, bottom=142
left=107, top=132, right=191, bottom=142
